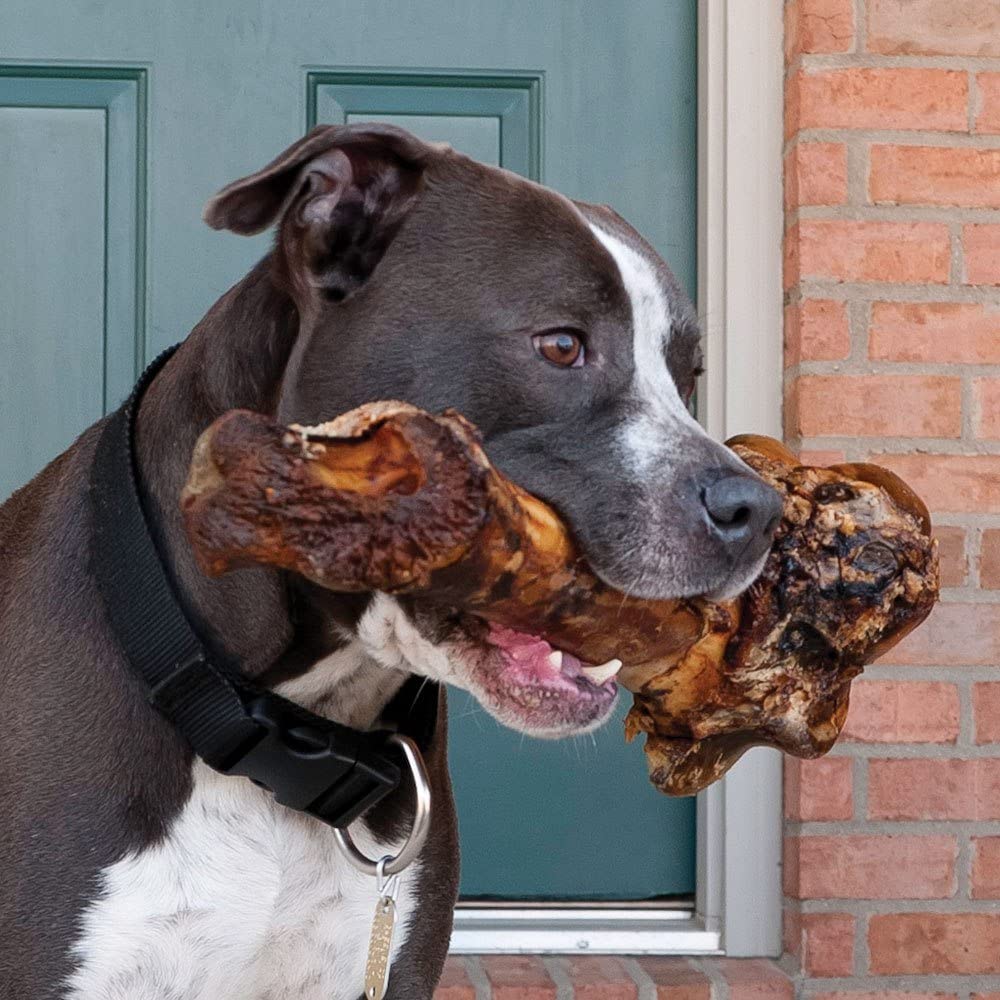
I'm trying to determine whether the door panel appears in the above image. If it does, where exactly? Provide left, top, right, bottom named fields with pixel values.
left=0, top=69, right=144, bottom=500
left=352, top=115, right=501, bottom=166
left=311, top=70, right=541, bottom=178
left=0, top=106, right=105, bottom=499
left=2, top=0, right=698, bottom=901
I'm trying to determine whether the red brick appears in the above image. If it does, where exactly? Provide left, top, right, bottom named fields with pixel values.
left=436, top=958, right=475, bottom=1000
left=793, top=374, right=961, bottom=438
left=972, top=837, right=1000, bottom=898
left=481, top=956, right=556, bottom=1000
left=705, top=959, right=793, bottom=1000
left=876, top=602, right=1000, bottom=664
left=785, top=143, right=848, bottom=209
left=871, top=146, right=1000, bottom=209
left=934, top=526, right=967, bottom=587
left=786, top=0, right=855, bottom=58
left=795, top=67, right=968, bottom=132
left=869, top=302, right=1000, bottom=364
left=814, top=994, right=958, bottom=1000
left=973, top=682, right=1000, bottom=742
left=869, top=759, right=1000, bottom=820
left=785, top=756, right=854, bottom=820
left=869, top=912, right=1000, bottom=974
left=973, top=74, right=1000, bottom=137
left=868, top=0, right=1000, bottom=56
left=984, top=531, right=1000, bottom=590
left=798, top=221, right=951, bottom=284
left=977, top=73, right=1000, bottom=133
left=974, top=378, right=1000, bottom=439
left=553, top=957, right=637, bottom=1000
left=841, top=680, right=959, bottom=743
left=872, top=455, right=1000, bottom=516
left=636, top=958, right=711, bottom=1000
left=964, top=224, right=1000, bottom=285
left=785, top=69, right=803, bottom=142
left=975, top=995, right=1000, bottom=1000
left=785, top=300, right=852, bottom=366
left=801, top=913, right=855, bottom=977
left=783, top=908, right=801, bottom=958
left=784, top=222, right=802, bottom=290
left=784, top=835, right=956, bottom=899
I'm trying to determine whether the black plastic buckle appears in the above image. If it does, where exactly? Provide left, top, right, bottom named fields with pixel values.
left=223, top=693, right=401, bottom=829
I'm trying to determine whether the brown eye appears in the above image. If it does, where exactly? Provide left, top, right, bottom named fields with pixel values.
left=533, top=331, right=585, bottom=368
left=682, top=366, right=704, bottom=406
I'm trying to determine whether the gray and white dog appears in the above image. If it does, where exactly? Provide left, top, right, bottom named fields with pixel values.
left=0, top=124, right=780, bottom=1000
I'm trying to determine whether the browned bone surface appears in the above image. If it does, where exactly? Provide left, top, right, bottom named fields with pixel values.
left=622, top=435, right=938, bottom=795
left=181, top=405, right=938, bottom=795
left=181, top=404, right=706, bottom=666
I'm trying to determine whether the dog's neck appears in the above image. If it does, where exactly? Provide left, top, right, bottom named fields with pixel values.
left=131, top=256, right=408, bottom=724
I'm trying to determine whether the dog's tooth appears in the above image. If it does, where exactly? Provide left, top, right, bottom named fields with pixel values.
left=546, top=650, right=564, bottom=671
left=580, top=659, right=622, bottom=685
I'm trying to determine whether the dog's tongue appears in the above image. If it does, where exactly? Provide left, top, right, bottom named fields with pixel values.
left=486, top=624, right=621, bottom=687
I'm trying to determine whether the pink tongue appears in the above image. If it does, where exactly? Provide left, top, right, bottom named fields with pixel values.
left=487, top=624, right=585, bottom=676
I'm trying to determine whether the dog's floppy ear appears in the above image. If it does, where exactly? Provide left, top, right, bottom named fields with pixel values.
left=203, top=123, right=433, bottom=298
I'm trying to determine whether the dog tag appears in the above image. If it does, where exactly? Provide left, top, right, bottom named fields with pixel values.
left=364, top=894, right=396, bottom=1000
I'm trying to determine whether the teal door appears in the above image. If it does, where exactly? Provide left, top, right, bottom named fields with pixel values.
left=2, top=0, right=698, bottom=902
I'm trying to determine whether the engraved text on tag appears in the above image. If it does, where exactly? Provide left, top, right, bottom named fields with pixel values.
left=365, top=896, right=397, bottom=1000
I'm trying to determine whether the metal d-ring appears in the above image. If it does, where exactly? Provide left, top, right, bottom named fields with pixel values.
left=333, top=733, right=432, bottom=876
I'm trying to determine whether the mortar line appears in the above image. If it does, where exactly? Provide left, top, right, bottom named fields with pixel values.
left=619, top=956, right=656, bottom=1000
left=542, top=956, right=573, bottom=1000
left=464, top=955, right=492, bottom=1000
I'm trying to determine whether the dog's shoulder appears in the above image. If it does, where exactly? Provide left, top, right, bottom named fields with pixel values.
left=0, top=422, right=101, bottom=599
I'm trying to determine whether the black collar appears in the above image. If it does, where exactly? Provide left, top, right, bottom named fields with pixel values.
left=89, top=346, right=432, bottom=829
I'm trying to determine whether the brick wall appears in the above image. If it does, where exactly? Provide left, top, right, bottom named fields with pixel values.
left=783, top=0, right=1000, bottom=995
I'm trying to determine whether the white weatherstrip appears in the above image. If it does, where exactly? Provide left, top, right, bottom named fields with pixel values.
left=588, top=222, right=707, bottom=470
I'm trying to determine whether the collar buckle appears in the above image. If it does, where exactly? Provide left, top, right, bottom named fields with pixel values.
left=223, top=693, right=401, bottom=829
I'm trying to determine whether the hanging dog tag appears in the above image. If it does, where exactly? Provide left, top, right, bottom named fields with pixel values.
left=364, top=893, right=396, bottom=1000
left=365, top=859, right=401, bottom=1000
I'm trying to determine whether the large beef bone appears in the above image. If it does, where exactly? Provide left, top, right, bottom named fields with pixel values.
left=181, top=403, right=938, bottom=795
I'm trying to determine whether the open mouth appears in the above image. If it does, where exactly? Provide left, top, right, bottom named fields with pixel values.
left=468, top=622, right=621, bottom=738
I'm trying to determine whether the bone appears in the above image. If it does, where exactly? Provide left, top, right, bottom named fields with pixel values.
left=181, top=404, right=939, bottom=796
left=623, top=434, right=938, bottom=795
left=181, top=404, right=707, bottom=667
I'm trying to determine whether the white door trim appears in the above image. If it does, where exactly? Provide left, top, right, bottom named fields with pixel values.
left=696, top=0, right=785, bottom=958
left=452, top=0, right=785, bottom=957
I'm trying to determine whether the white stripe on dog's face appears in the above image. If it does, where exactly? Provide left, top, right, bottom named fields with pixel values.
left=587, top=223, right=706, bottom=471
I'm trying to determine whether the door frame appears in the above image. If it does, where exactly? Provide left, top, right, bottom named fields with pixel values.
left=450, top=0, right=785, bottom=957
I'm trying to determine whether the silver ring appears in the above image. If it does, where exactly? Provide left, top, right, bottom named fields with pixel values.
left=333, top=733, right=432, bottom=876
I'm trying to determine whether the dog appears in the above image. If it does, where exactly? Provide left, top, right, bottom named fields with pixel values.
left=0, top=123, right=781, bottom=1000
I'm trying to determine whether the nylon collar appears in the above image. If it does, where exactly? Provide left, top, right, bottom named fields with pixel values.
left=88, top=345, right=426, bottom=829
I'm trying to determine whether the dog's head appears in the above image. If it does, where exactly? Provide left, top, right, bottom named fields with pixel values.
left=205, top=123, right=781, bottom=737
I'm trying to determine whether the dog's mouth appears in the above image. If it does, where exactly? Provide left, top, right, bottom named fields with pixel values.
left=381, top=598, right=620, bottom=739
left=472, top=623, right=620, bottom=737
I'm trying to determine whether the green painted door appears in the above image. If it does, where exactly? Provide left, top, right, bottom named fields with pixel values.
left=2, top=0, right=698, bottom=902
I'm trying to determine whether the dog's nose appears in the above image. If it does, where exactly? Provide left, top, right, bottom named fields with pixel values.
left=700, top=472, right=783, bottom=559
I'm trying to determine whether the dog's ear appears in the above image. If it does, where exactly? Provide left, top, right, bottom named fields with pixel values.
left=203, top=123, right=433, bottom=297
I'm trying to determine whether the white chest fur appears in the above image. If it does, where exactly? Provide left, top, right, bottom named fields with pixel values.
left=66, top=642, right=418, bottom=1000
left=66, top=763, right=419, bottom=1000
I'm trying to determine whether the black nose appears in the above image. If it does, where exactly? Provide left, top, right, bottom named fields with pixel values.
left=700, top=472, right=783, bottom=558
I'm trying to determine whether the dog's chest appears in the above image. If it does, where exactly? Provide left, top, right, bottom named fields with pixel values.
left=64, top=638, right=426, bottom=999
left=67, top=768, right=416, bottom=999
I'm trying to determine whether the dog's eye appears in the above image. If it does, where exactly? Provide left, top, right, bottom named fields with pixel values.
left=681, top=366, right=705, bottom=407
left=533, top=331, right=585, bottom=368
